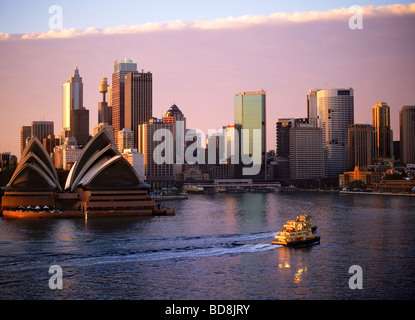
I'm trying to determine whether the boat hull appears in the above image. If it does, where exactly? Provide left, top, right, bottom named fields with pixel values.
left=272, top=236, right=320, bottom=247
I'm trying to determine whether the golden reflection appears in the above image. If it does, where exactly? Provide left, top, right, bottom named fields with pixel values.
left=294, top=267, right=308, bottom=283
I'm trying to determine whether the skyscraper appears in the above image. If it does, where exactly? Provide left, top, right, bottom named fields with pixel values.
left=234, top=90, right=266, bottom=178
left=62, top=66, right=83, bottom=132
left=290, top=127, right=326, bottom=179
left=98, top=77, right=112, bottom=125
left=372, top=102, right=391, bottom=160
left=20, top=126, right=31, bottom=155
left=400, top=105, right=415, bottom=164
left=124, top=71, right=152, bottom=148
left=112, top=58, right=137, bottom=142
left=348, top=124, right=372, bottom=169
left=316, top=88, right=354, bottom=177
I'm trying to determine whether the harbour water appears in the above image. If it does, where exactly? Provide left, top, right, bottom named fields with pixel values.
left=0, top=192, right=414, bottom=300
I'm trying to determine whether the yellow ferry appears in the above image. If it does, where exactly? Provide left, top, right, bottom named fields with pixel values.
left=272, top=214, right=320, bottom=247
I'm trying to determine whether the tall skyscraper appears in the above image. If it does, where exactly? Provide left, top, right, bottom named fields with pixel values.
left=290, top=127, right=326, bottom=179
left=234, top=90, right=266, bottom=178
left=70, top=108, right=89, bottom=147
left=372, top=102, right=391, bottom=160
left=348, top=124, right=372, bottom=169
left=400, top=105, right=415, bottom=164
left=112, top=58, right=137, bottom=142
left=316, top=88, right=354, bottom=177
left=124, top=71, right=152, bottom=148
left=62, top=66, right=83, bottom=132
left=307, top=89, right=320, bottom=119
left=20, top=126, right=31, bottom=155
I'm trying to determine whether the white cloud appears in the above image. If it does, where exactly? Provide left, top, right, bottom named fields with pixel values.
left=2, top=3, right=415, bottom=41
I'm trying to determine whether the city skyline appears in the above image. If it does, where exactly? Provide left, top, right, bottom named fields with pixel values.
left=1, top=2, right=415, bottom=158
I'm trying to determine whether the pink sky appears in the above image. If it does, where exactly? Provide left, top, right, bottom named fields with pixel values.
left=1, top=4, right=414, bottom=159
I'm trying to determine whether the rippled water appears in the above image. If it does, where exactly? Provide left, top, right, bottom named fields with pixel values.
left=1, top=192, right=414, bottom=300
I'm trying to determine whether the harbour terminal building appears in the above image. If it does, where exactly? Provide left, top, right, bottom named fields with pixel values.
left=1, top=129, right=174, bottom=218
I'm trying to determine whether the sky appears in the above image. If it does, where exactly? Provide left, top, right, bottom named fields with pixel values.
left=1, top=1, right=415, bottom=159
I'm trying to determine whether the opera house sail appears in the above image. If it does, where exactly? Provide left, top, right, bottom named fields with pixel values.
left=1, top=129, right=174, bottom=218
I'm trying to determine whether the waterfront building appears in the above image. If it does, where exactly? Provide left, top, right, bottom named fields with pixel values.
left=20, top=126, right=31, bottom=155
left=234, top=90, right=267, bottom=178
left=339, top=166, right=372, bottom=189
left=289, top=127, right=326, bottom=179
left=348, top=124, right=372, bottom=169
left=316, top=88, right=354, bottom=177
left=372, top=102, right=391, bottom=160
left=112, top=58, right=137, bottom=143
left=400, top=105, right=415, bottom=164
left=124, top=71, right=152, bottom=148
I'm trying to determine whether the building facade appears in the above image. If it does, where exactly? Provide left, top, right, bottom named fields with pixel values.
left=124, top=71, right=152, bottom=148
left=348, top=124, right=372, bottom=169
left=316, top=88, right=354, bottom=177
left=112, top=58, right=137, bottom=142
left=234, top=90, right=267, bottom=178
left=289, top=127, right=326, bottom=179
left=62, top=66, right=83, bottom=132
left=372, top=102, right=391, bottom=160
left=400, top=105, right=415, bottom=164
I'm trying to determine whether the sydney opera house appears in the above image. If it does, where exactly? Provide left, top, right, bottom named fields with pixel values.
left=1, top=129, right=174, bottom=218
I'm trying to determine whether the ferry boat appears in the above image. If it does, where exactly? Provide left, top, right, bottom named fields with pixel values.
left=272, top=214, right=320, bottom=247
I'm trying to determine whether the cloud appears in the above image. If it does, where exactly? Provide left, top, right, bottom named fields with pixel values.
left=2, top=3, right=415, bottom=41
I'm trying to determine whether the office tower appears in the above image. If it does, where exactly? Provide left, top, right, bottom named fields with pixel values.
left=307, top=89, right=320, bottom=119
left=124, top=71, right=152, bottom=148
left=98, top=78, right=112, bottom=125
left=20, top=126, right=31, bottom=155
left=31, top=121, right=54, bottom=143
left=117, top=128, right=134, bottom=152
left=372, top=102, right=391, bottom=160
left=276, top=118, right=319, bottom=179
left=234, top=90, right=266, bottom=178
left=400, top=105, right=415, bottom=164
left=348, top=124, right=372, bottom=169
left=62, top=66, right=83, bottom=132
left=112, top=58, right=138, bottom=141
left=70, top=108, right=89, bottom=147
left=138, top=118, right=174, bottom=180
left=290, top=127, right=326, bottom=179
left=316, top=88, right=354, bottom=177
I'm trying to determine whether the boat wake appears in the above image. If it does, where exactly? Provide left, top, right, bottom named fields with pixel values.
left=65, top=231, right=278, bottom=267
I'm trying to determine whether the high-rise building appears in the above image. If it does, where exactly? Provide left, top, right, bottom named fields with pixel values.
left=43, top=134, right=60, bottom=155
left=70, top=108, right=89, bottom=147
left=62, top=66, right=83, bottom=132
left=348, top=124, right=372, bottom=169
left=31, top=121, right=54, bottom=143
left=289, top=127, right=326, bottom=179
left=138, top=118, right=174, bottom=180
left=20, top=126, right=31, bottom=155
left=307, top=89, right=320, bottom=119
left=372, top=102, right=391, bottom=160
left=316, top=88, right=354, bottom=177
left=112, top=58, right=137, bottom=141
left=234, top=90, right=266, bottom=178
left=400, top=105, right=415, bottom=164
left=124, top=71, right=152, bottom=148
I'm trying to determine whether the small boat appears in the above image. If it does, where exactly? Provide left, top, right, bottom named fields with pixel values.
left=272, top=214, right=320, bottom=247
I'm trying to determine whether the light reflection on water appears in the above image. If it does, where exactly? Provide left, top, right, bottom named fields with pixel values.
left=0, top=192, right=414, bottom=299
